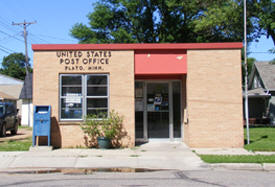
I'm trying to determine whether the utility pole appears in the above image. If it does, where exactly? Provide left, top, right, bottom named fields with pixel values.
left=243, top=0, right=250, bottom=144
left=12, top=20, right=36, bottom=128
left=12, top=20, right=36, bottom=75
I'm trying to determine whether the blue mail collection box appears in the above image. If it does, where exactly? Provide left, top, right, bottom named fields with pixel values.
left=33, top=105, right=51, bottom=146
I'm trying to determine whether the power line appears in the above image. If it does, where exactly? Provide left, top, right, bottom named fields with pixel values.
left=0, top=29, right=24, bottom=43
left=0, top=20, right=20, bottom=33
left=29, top=33, right=50, bottom=43
left=0, top=31, right=22, bottom=42
left=29, top=32, right=77, bottom=43
left=0, top=47, right=11, bottom=54
left=250, top=51, right=274, bottom=54
left=36, top=34, right=76, bottom=42
left=0, top=15, right=20, bottom=33
left=0, top=44, right=16, bottom=53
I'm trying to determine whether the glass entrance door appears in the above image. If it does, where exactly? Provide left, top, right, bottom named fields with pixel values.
left=147, top=83, right=169, bottom=138
left=135, top=81, right=182, bottom=141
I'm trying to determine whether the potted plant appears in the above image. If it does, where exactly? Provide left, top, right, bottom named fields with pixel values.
left=81, top=110, right=124, bottom=149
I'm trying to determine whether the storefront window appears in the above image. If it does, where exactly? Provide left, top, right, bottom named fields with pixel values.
left=60, top=74, right=108, bottom=120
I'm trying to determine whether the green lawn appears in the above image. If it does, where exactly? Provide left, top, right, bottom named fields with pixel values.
left=198, top=127, right=275, bottom=163
left=0, top=137, right=32, bottom=151
left=200, top=154, right=275, bottom=164
left=244, top=127, right=275, bottom=152
left=19, top=126, right=33, bottom=131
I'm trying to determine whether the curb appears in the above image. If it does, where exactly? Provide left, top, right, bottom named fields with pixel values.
left=209, top=163, right=263, bottom=170
left=262, top=164, right=275, bottom=171
left=209, top=163, right=275, bottom=171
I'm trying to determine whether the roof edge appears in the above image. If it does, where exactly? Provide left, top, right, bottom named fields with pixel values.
left=32, top=43, right=243, bottom=51
left=254, top=62, right=269, bottom=90
left=0, top=73, right=24, bottom=83
left=0, top=91, right=17, bottom=100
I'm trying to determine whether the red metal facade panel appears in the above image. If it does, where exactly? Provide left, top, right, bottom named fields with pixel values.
left=134, top=50, right=187, bottom=75
left=135, top=74, right=184, bottom=80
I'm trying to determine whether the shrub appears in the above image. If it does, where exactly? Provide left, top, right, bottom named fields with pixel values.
left=81, top=110, right=126, bottom=148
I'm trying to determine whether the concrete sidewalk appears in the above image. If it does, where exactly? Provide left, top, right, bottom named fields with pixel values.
left=2, top=143, right=275, bottom=172
left=0, top=142, right=207, bottom=171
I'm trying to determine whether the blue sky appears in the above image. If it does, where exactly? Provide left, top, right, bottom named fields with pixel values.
left=0, top=0, right=274, bottom=67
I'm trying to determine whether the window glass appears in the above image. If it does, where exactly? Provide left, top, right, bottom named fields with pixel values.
left=87, top=75, right=107, bottom=85
left=0, top=104, right=4, bottom=115
left=86, top=75, right=108, bottom=116
left=6, top=104, right=14, bottom=114
left=87, top=87, right=107, bottom=96
left=61, top=98, right=82, bottom=119
left=62, top=87, right=82, bottom=96
left=62, top=76, right=81, bottom=85
left=87, top=109, right=108, bottom=117
left=87, top=75, right=107, bottom=96
left=60, top=74, right=108, bottom=120
left=61, top=75, right=82, bottom=96
left=87, top=98, right=107, bottom=108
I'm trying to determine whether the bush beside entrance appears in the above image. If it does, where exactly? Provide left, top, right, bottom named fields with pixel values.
left=81, top=110, right=127, bottom=148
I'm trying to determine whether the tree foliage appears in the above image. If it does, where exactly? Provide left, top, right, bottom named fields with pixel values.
left=0, top=53, right=32, bottom=80
left=250, top=0, right=275, bottom=45
left=242, top=57, right=256, bottom=86
left=71, top=0, right=274, bottom=45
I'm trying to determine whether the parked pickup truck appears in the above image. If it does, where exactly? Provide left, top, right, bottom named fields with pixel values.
left=0, top=102, right=18, bottom=137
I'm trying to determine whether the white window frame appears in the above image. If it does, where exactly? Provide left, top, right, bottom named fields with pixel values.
left=59, top=74, right=109, bottom=121
left=85, top=74, right=109, bottom=118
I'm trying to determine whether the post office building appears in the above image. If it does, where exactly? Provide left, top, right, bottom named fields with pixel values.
left=32, top=43, right=244, bottom=148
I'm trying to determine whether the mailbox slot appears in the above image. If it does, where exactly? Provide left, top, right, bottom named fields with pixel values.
left=35, top=106, right=49, bottom=113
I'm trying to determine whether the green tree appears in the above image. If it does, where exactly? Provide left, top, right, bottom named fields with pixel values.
left=71, top=0, right=274, bottom=46
left=194, top=1, right=257, bottom=43
left=195, top=0, right=275, bottom=45
left=0, top=53, right=31, bottom=80
left=251, top=0, right=275, bottom=45
left=71, top=0, right=250, bottom=43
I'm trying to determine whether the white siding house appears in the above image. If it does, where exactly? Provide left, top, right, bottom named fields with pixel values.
left=19, top=73, right=33, bottom=127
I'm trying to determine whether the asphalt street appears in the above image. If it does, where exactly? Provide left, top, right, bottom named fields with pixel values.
left=0, top=169, right=274, bottom=187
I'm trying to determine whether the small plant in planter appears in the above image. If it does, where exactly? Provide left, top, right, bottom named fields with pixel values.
left=81, top=110, right=125, bottom=149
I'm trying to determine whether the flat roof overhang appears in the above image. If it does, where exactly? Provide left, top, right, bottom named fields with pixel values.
left=32, top=43, right=243, bottom=51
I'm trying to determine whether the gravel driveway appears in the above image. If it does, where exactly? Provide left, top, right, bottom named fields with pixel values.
left=0, top=128, right=32, bottom=142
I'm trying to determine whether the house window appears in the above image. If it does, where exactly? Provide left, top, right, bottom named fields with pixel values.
left=60, top=74, right=109, bottom=120
left=253, top=76, right=262, bottom=89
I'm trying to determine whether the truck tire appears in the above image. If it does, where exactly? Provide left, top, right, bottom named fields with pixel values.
left=0, top=123, right=6, bottom=137
left=11, top=122, right=18, bottom=135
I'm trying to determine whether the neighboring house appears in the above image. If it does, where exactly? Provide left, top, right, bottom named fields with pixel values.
left=19, top=73, right=33, bottom=127
left=0, top=91, right=17, bottom=103
left=0, top=73, right=23, bottom=117
left=248, top=61, right=275, bottom=125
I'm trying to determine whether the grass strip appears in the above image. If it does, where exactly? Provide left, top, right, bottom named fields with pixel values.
left=199, top=154, right=275, bottom=164
left=0, top=137, right=32, bottom=151
left=244, top=127, right=275, bottom=152
left=18, top=126, right=33, bottom=131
